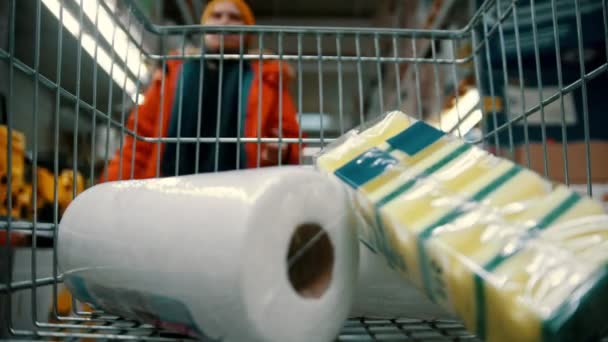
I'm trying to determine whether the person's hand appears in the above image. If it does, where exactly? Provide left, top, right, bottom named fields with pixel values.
left=261, top=129, right=289, bottom=165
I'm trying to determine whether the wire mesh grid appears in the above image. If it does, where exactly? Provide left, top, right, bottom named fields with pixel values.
left=0, top=0, right=607, bottom=340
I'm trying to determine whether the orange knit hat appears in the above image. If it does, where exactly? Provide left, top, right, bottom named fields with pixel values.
left=201, top=0, right=255, bottom=26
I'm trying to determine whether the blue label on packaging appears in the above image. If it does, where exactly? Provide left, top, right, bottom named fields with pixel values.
left=335, top=148, right=398, bottom=189
left=69, top=280, right=215, bottom=341
left=387, top=121, right=445, bottom=155
left=64, top=275, right=100, bottom=308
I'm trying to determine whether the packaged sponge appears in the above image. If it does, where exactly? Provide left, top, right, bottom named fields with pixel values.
left=316, top=111, right=608, bottom=341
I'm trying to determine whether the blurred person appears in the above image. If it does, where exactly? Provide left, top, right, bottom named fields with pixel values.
left=104, top=0, right=301, bottom=181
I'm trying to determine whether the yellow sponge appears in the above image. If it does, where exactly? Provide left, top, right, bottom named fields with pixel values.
left=428, top=186, right=604, bottom=338
left=483, top=195, right=605, bottom=342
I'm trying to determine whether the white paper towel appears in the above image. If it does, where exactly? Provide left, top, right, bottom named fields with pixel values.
left=352, top=244, right=454, bottom=320
left=58, top=166, right=359, bottom=342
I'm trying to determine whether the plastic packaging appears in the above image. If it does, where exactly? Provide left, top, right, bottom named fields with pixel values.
left=351, top=242, right=453, bottom=319
left=315, top=111, right=608, bottom=342
left=58, top=166, right=358, bottom=342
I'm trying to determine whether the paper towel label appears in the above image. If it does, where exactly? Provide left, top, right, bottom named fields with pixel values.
left=81, top=282, right=212, bottom=340
left=64, top=275, right=101, bottom=308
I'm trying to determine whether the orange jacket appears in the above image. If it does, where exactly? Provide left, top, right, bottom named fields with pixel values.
left=104, top=59, right=302, bottom=181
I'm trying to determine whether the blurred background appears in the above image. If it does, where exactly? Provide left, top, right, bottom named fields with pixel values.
left=1, top=0, right=606, bottom=212
left=0, top=0, right=477, bottom=172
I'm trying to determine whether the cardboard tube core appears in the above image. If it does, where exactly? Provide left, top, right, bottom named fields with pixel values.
left=287, top=223, right=334, bottom=299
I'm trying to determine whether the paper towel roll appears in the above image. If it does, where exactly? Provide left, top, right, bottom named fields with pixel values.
left=351, top=243, right=453, bottom=319
left=58, top=166, right=359, bottom=342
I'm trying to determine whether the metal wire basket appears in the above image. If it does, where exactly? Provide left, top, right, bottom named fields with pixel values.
left=1, top=0, right=607, bottom=340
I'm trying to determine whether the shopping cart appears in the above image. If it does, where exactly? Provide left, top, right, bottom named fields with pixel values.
left=1, top=0, right=607, bottom=340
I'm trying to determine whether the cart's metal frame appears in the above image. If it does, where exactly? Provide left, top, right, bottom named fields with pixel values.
left=1, top=0, right=607, bottom=340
